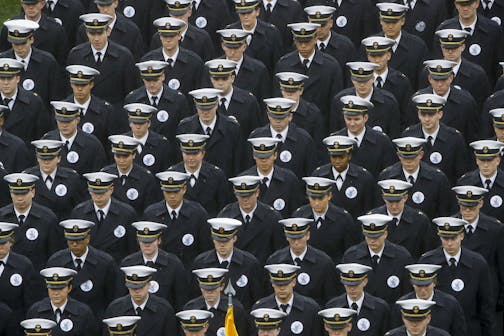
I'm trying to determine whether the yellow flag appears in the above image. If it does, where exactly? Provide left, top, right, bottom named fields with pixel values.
left=224, top=305, right=239, bottom=336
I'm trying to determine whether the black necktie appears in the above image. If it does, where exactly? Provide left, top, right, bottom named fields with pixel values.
left=189, top=174, right=197, bottom=188
left=136, top=307, right=142, bottom=316
left=265, top=3, right=272, bottom=20
left=464, top=27, right=472, bottom=33
left=120, top=175, right=127, bottom=186
left=424, top=135, right=433, bottom=152
left=351, top=302, right=358, bottom=312
left=151, top=96, right=158, bottom=107
left=319, top=42, right=326, bottom=52
left=192, top=0, right=197, bottom=10
left=18, top=215, right=25, bottom=226
left=145, top=260, right=156, bottom=268
left=280, top=304, right=289, bottom=313
left=316, top=217, right=323, bottom=229
left=75, top=258, right=82, bottom=271
left=466, top=225, right=473, bottom=238
left=47, top=0, right=54, bottom=11
left=275, top=133, right=283, bottom=142
left=219, top=97, right=227, bottom=114
left=244, top=214, right=251, bottom=230
left=485, top=179, right=492, bottom=190
left=206, top=127, right=212, bottom=136
left=388, top=217, right=398, bottom=234
left=294, top=257, right=302, bottom=266
left=302, top=58, right=309, bottom=73
left=95, top=52, right=102, bottom=65
left=371, top=255, right=379, bottom=270
left=3, top=98, right=12, bottom=108
left=45, top=175, right=53, bottom=190
left=171, top=210, right=177, bottom=220
left=220, top=260, right=229, bottom=269
left=408, top=176, right=415, bottom=185
left=166, top=58, right=174, bottom=68
left=376, top=76, right=383, bottom=88
left=449, top=257, right=457, bottom=271
left=405, top=0, right=412, bottom=9
left=97, top=210, right=104, bottom=227
left=260, top=176, right=268, bottom=195
left=55, top=308, right=62, bottom=323
left=64, top=140, right=70, bottom=151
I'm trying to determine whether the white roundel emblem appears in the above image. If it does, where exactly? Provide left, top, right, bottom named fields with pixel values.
left=372, top=125, right=383, bottom=133
left=195, top=16, right=207, bottom=28
left=280, top=150, right=292, bottom=162
left=290, top=321, right=303, bottom=334
left=345, top=186, right=357, bottom=199
left=412, top=191, right=424, bottom=204
left=168, top=78, right=180, bottom=90
left=80, top=280, right=93, bottom=292
left=217, top=327, right=225, bottom=336
left=415, top=21, right=426, bottom=32
left=357, top=318, right=370, bottom=331
left=157, top=110, right=169, bottom=122
left=492, top=16, right=501, bottom=26
left=451, top=278, right=464, bottom=292
left=10, top=273, right=22, bottom=286
left=182, top=233, right=194, bottom=246
left=126, top=188, right=139, bottom=200
left=123, top=6, right=135, bottom=17
left=143, top=154, right=155, bottom=167
left=82, top=122, right=94, bottom=134
left=149, top=280, right=160, bottom=293
left=236, top=274, right=248, bottom=287
left=114, top=225, right=126, bottom=238
left=387, top=275, right=400, bottom=288
left=429, top=152, right=442, bottom=164
left=26, top=228, right=38, bottom=241
left=54, top=18, right=63, bottom=25
left=23, top=79, right=34, bottom=91
left=336, top=15, right=347, bottom=27
left=55, top=184, right=67, bottom=196
left=469, top=43, right=481, bottom=56
left=60, top=319, right=73, bottom=332
left=273, top=198, right=285, bottom=211
left=297, top=272, right=311, bottom=286
left=66, top=151, right=79, bottom=163
left=490, top=195, right=502, bottom=208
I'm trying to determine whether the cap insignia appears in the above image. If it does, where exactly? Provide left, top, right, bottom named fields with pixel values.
left=333, top=141, right=339, bottom=148
left=389, top=186, right=395, bottom=193
left=147, top=66, right=153, bottom=73
left=260, top=144, right=265, bottom=150
left=219, top=227, right=224, bottom=233
left=96, top=179, right=101, bottom=185
left=348, top=100, right=353, bottom=108
left=448, top=34, right=453, bottom=41
left=264, top=314, right=269, bottom=321
left=53, top=274, right=59, bottom=281
left=16, top=179, right=22, bottom=186
left=202, top=96, right=208, bottom=103
left=373, top=41, right=379, bottom=49
left=467, top=191, right=473, bottom=197
left=436, top=65, right=442, bottom=72
left=231, top=34, right=237, bottom=41
left=14, top=30, right=19, bottom=36
left=77, top=71, right=83, bottom=78
left=419, top=270, right=426, bottom=277
left=277, top=270, right=283, bottom=277
left=370, top=223, right=376, bottom=229
left=348, top=270, right=354, bottom=277
left=117, top=324, right=122, bottom=331
left=217, top=64, right=224, bottom=71
left=240, top=182, right=246, bottom=189
left=168, top=177, right=174, bottom=183
left=314, top=183, right=320, bottom=189
left=358, top=67, right=364, bottom=74
left=93, top=19, right=99, bottom=25
left=188, top=140, right=194, bottom=146
left=35, top=325, right=41, bottom=332
left=413, top=306, right=419, bottom=313
left=118, top=141, right=124, bottom=148
left=190, top=316, right=197, bottom=323
left=334, top=314, right=340, bottom=321
left=292, top=223, right=298, bottom=230
left=132, top=274, right=138, bottom=280
left=73, top=225, right=79, bottom=232
left=426, top=99, right=432, bottom=107
left=444, top=222, right=450, bottom=229
left=42, top=146, right=48, bottom=153
left=3, top=64, right=9, bottom=71
left=483, top=146, right=489, bottom=153
left=405, top=144, right=412, bottom=151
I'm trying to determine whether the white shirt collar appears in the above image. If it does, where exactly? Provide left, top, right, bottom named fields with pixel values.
left=60, top=130, right=78, bottom=149
left=117, top=164, right=133, bottom=177
left=240, top=204, right=257, bottom=221
left=94, top=198, right=111, bottom=216
left=162, top=47, right=179, bottom=63
left=108, top=15, right=117, bottom=31
left=415, top=292, right=434, bottom=302
left=346, top=292, right=365, bottom=314
left=359, top=88, right=373, bottom=102
left=347, top=127, right=366, bottom=147
left=290, top=246, right=307, bottom=262
left=480, top=171, right=497, bottom=188
left=217, top=250, right=233, bottom=264
left=40, top=169, right=57, bottom=184
left=200, top=116, right=217, bottom=134
left=148, top=87, right=163, bottom=104
left=332, top=165, right=349, bottom=181
left=386, top=209, right=402, bottom=224
left=459, top=16, right=477, bottom=35
left=73, top=96, right=91, bottom=116
left=422, top=125, right=440, bottom=143
left=452, top=59, right=462, bottom=76
left=15, top=48, right=32, bottom=70
left=131, top=295, right=149, bottom=311
left=71, top=247, right=89, bottom=266
left=1, top=90, right=18, bottom=109
left=434, top=88, right=451, bottom=100
left=185, top=163, right=202, bottom=179
left=51, top=299, right=68, bottom=314
left=229, top=56, right=244, bottom=74
left=192, top=0, right=201, bottom=9
left=270, top=125, right=289, bottom=142
left=143, top=251, right=159, bottom=264
left=166, top=201, right=183, bottom=217
left=15, top=205, right=32, bottom=219
left=391, top=31, right=402, bottom=52
left=275, top=295, right=294, bottom=314
left=443, top=248, right=461, bottom=266
left=465, top=215, right=479, bottom=233
left=312, top=207, right=328, bottom=221
left=263, top=0, right=277, bottom=10
left=134, top=130, right=149, bottom=146
left=374, top=67, right=389, bottom=85
left=91, top=42, right=108, bottom=58
left=403, top=166, right=420, bottom=182
left=298, top=50, right=315, bottom=68
left=318, top=31, right=331, bottom=48
left=368, top=245, right=384, bottom=259
left=242, top=20, right=257, bottom=34
left=257, top=167, right=274, bottom=187
left=206, top=297, right=220, bottom=310
left=218, top=87, right=233, bottom=109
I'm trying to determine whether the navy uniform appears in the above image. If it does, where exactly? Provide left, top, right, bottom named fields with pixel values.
left=318, top=307, right=358, bottom=336
left=312, top=136, right=378, bottom=219
left=0, top=223, right=42, bottom=336
left=0, top=164, right=10, bottom=207
left=42, top=101, right=106, bottom=175
left=102, top=316, right=140, bottom=336
left=192, top=218, right=264, bottom=310
left=0, top=303, right=14, bottom=336
left=47, top=220, right=122, bottom=320
left=102, top=135, right=162, bottom=213
left=72, top=172, right=137, bottom=263
left=184, top=268, right=249, bottom=336
left=27, top=268, right=98, bottom=336
left=143, top=171, right=212, bottom=267
left=378, top=137, right=456, bottom=219
left=0, top=173, right=62, bottom=271
left=267, top=218, right=339, bottom=305
left=124, top=60, right=191, bottom=142
left=0, top=106, right=31, bottom=173
left=175, top=310, right=212, bottom=336
left=252, top=264, right=323, bottom=336
left=250, top=98, right=318, bottom=179
left=326, top=264, right=391, bottom=336
left=217, top=175, right=285, bottom=264
left=331, top=63, right=401, bottom=139
left=331, top=98, right=397, bottom=178
left=105, top=266, right=177, bottom=336
left=227, top=0, right=283, bottom=73
left=402, top=0, right=448, bottom=49
left=419, top=217, right=495, bottom=336
left=1, top=20, right=66, bottom=104
left=402, top=93, right=471, bottom=185
left=141, top=17, right=204, bottom=99
left=121, top=221, right=189, bottom=312
left=64, top=65, right=115, bottom=148
left=116, top=0, right=155, bottom=43
left=342, top=214, right=413, bottom=304
left=480, top=89, right=504, bottom=138
left=169, top=134, right=232, bottom=217
left=250, top=308, right=287, bottom=335
left=67, top=14, right=141, bottom=110
left=24, top=140, right=86, bottom=220
left=177, top=88, right=245, bottom=177
left=241, top=137, right=305, bottom=218
left=376, top=3, right=428, bottom=90
left=457, top=140, right=504, bottom=222
left=42, top=0, right=84, bottom=47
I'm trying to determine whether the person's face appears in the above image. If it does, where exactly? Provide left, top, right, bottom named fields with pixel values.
left=48, top=285, right=71, bottom=306
left=455, top=1, right=479, bottom=21
left=130, top=121, right=150, bottom=139
left=254, top=153, right=277, bottom=174
left=476, top=156, right=500, bottom=178
left=308, top=193, right=331, bottom=213
left=365, top=231, right=388, bottom=253
left=398, top=152, right=423, bottom=174
left=344, top=278, right=367, bottom=301
left=56, top=118, right=80, bottom=137
left=67, top=235, right=90, bottom=257
left=213, top=235, right=236, bottom=259
left=0, top=240, right=13, bottom=259
left=11, top=189, right=34, bottom=212
left=238, top=9, right=259, bottom=30
left=413, top=282, right=435, bottom=300
left=128, top=284, right=150, bottom=305
left=418, top=111, right=443, bottom=133
left=384, top=195, right=408, bottom=216
left=440, top=233, right=463, bottom=256
left=143, top=74, right=165, bottom=95
left=222, top=43, right=247, bottom=62
left=352, top=78, right=374, bottom=97
left=325, top=324, right=352, bottom=336
left=344, top=114, right=368, bottom=134
left=182, top=325, right=208, bottom=336
left=210, top=75, right=235, bottom=94
left=37, top=156, right=61, bottom=175
left=258, top=328, right=281, bottom=336
left=139, top=238, right=161, bottom=258
left=367, top=53, right=391, bottom=73
left=330, top=154, right=351, bottom=172
left=315, top=20, right=332, bottom=40
left=163, top=186, right=186, bottom=208
left=268, top=114, right=292, bottom=133
left=86, top=29, right=110, bottom=50
left=0, top=76, right=20, bottom=96
left=182, top=151, right=205, bottom=171
left=494, top=126, right=504, bottom=142
left=21, top=1, right=44, bottom=20
left=280, top=88, right=303, bottom=104
left=271, top=279, right=296, bottom=301
left=402, top=315, right=431, bottom=336
left=12, top=37, right=33, bottom=59
left=380, top=18, right=404, bottom=39
left=459, top=202, right=482, bottom=223
left=428, top=75, right=453, bottom=96
left=114, top=153, right=135, bottom=173
left=160, top=34, right=181, bottom=53
left=97, top=0, right=117, bottom=16
left=441, top=45, right=465, bottom=62
left=286, top=231, right=310, bottom=255
left=236, top=189, right=259, bottom=213
left=197, top=105, right=218, bottom=125
left=294, top=38, right=317, bottom=58
left=71, top=82, right=94, bottom=102
left=201, top=283, right=224, bottom=306
left=90, top=187, right=113, bottom=208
